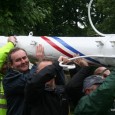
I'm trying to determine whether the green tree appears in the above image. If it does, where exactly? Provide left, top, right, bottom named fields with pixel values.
left=0, top=0, right=51, bottom=35
left=34, top=0, right=89, bottom=36
left=0, top=0, right=114, bottom=36
left=97, top=0, right=115, bottom=34
left=87, top=0, right=115, bottom=35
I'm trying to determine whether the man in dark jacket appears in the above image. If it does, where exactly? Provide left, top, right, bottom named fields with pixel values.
left=24, top=59, right=69, bottom=115
left=3, top=47, right=37, bottom=115
left=3, top=44, right=45, bottom=115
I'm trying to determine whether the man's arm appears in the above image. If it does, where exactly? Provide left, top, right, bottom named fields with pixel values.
left=0, top=36, right=16, bottom=69
left=65, top=66, right=97, bottom=106
left=25, top=61, right=62, bottom=97
left=28, top=61, right=62, bottom=85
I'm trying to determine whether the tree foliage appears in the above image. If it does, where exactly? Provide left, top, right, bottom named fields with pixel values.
left=34, top=0, right=89, bottom=36
left=87, top=0, right=115, bottom=35
left=0, top=0, right=51, bottom=35
left=0, top=0, right=114, bottom=36
left=97, top=0, right=115, bottom=34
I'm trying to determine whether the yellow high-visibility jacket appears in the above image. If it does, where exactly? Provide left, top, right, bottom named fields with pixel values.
left=0, top=42, right=14, bottom=115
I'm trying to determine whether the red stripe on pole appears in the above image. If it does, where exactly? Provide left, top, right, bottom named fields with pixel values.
left=41, top=36, right=73, bottom=57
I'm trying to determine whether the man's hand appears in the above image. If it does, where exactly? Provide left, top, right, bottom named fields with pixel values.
left=73, top=54, right=89, bottom=66
left=8, top=36, right=17, bottom=46
left=58, top=56, right=69, bottom=63
left=36, top=44, right=44, bottom=61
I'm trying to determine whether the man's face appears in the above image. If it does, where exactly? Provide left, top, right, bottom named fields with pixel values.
left=85, top=84, right=100, bottom=95
left=94, top=67, right=110, bottom=79
left=10, top=50, right=29, bottom=72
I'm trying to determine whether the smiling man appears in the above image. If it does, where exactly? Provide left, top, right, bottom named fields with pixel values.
left=3, top=45, right=44, bottom=115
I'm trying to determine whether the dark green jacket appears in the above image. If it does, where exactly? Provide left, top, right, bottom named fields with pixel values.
left=74, top=68, right=115, bottom=115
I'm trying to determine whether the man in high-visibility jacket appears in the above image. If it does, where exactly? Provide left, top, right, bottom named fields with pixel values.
left=0, top=36, right=16, bottom=115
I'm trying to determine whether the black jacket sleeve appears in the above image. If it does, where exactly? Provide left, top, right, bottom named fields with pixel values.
left=25, top=61, right=62, bottom=102
left=28, top=61, right=62, bottom=84
left=68, top=62, right=81, bottom=78
left=65, top=66, right=97, bottom=106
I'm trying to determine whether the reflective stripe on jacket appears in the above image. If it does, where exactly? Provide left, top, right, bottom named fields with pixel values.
left=0, top=74, right=7, bottom=115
